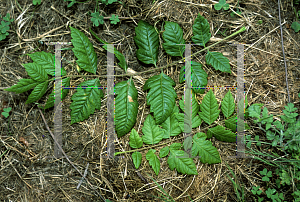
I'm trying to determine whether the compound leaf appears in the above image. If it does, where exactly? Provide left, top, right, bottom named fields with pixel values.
left=192, top=133, right=221, bottom=164
left=4, top=79, right=39, bottom=93
left=221, top=90, right=235, bottom=118
left=143, top=72, right=177, bottom=125
left=115, top=78, right=139, bottom=137
left=142, top=115, right=164, bottom=145
left=207, top=125, right=236, bottom=142
left=179, top=61, right=208, bottom=94
left=162, top=21, right=185, bottom=57
left=70, top=79, right=104, bottom=125
left=191, top=14, right=211, bottom=47
left=26, top=81, right=49, bottom=104
left=205, top=51, right=231, bottom=73
left=132, top=152, right=142, bottom=169
left=129, top=128, right=143, bottom=149
left=44, top=77, right=70, bottom=109
left=70, top=26, right=97, bottom=74
left=28, top=51, right=67, bottom=76
left=23, top=63, right=48, bottom=82
left=167, top=143, right=198, bottom=175
left=198, top=89, right=220, bottom=125
left=134, top=20, right=159, bottom=66
left=146, top=149, right=160, bottom=175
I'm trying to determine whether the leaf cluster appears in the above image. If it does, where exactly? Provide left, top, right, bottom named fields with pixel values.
left=5, top=14, right=249, bottom=176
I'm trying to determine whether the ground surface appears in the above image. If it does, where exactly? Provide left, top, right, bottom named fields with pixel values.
left=0, top=0, right=300, bottom=201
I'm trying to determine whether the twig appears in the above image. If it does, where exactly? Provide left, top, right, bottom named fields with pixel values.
left=77, top=163, right=89, bottom=189
left=277, top=0, right=290, bottom=103
left=38, top=108, right=107, bottom=202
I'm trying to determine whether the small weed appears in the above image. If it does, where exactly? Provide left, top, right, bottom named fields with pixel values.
left=64, top=0, right=121, bottom=25
left=1, top=107, right=11, bottom=118
left=245, top=98, right=300, bottom=201
left=91, top=12, right=104, bottom=26
left=225, top=162, right=246, bottom=202
left=32, top=0, right=41, bottom=5
left=214, top=0, right=229, bottom=11
left=0, top=13, right=13, bottom=41
left=257, top=20, right=263, bottom=25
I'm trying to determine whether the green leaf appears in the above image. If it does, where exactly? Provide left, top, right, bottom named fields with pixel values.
left=146, top=149, right=160, bottom=175
left=192, top=132, right=221, bottom=164
left=184, top=136, right=193, bottom=151
left=110, top=15, right=120, bottom=24
left=28, top=51, right=67, bottom=76
left=4, top=79, right=39, bottom=93
left=70, top=79, right=104, bottom=125
left=129, top=128, right=143, bottom=148
left=248, top=104, right=263, bottom=120
left=115, top=78, right=139, bottom=137
left=179, top=90, right=200, bottom=118
left=26, top=81, right=49, bottom=104
left=221, top=90, right=235, bottom=118
left=280, top=169, right=291, bottom=185
left=89, top=29, right=128, bottom=72
left=134, top=20, right=159, bottom=66
left=143, top=72, right=177, bottom=125
left=65, top=0, right=76, bottom=7
left=205, top=51, right=231, bottom=73
left=160, top=113, right=182, bottom=138
left=291, top=21, right=300, bottom=33
left=178, top=90, right=202, bottom=128
left=167, top=143, right=198, bottom=175
left=142, top=115, right=164, bottom=145
left=192, top=115, right=202, bottom=128
left=70, top=26, right=98, bottom=74
left=225, top=115, right=251, bottom=132
left=174, top=112, right=202, bottom=130
left=132, top=152, right=142, bottom=169
left=191, top=14, right=211, bottom=47
left=162, top=21, right=185, bottom=57
left=207, top=125, right=236, bottom=142
left=23, top=63, right=48, bottom=82
left=159, top=146, right=170, bottom=158
left=44, top=77, right=70, bottom=109
left=198, top=89, right=220, bottom=125
left=2, top=107, right=12, bottom=118
left=214, top=0, right=230, bottom=11
left=170, top=142, right=182, bottom=150
left=179, top=61, right=208, bottom=94
left=281, top=103, right=298, bottom=124
left=102, top=0, right=118, bottom=5
left=91, top=12, right=104, bottom=26
left=32, top=0, right=41, bottom=5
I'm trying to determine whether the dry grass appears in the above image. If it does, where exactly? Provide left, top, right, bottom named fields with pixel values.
left=0, top=0, right=299, bottom=201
